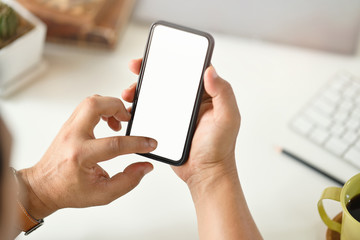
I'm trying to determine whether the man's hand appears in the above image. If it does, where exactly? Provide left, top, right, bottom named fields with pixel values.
left=123, top=59, right=241, bottom=191
left=18, top=95, right=157, bottom=219
left=123, top=59, right=262, bottom=240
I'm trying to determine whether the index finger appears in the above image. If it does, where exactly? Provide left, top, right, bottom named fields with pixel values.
left=83, top=136, right=157, bottom=165
left=121, top=82, right=137, bottom=103
left=128, top=58, right=142, bottom=75
left=72, top=95, right=131, bottom=134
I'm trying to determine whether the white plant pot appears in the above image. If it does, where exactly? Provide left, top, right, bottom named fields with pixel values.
left=0, top=0, right=46, bottom=97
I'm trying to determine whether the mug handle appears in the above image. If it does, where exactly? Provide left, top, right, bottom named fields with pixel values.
left=317, top=187, right=342, bottom=233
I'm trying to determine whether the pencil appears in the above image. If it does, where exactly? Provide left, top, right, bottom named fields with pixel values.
left=276, top=147, right=345, bottom=186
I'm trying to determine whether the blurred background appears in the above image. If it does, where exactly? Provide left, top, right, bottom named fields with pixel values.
left=3, top=0, right=359, bottom=96
left=133, top=0, right=360, bottom=54
left=2, top=0, right=360, bottom=239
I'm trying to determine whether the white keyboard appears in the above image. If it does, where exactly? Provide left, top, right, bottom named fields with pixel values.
left=291, top=72, right=360, bottom=169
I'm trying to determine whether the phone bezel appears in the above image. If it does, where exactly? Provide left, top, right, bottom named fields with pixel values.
left=126, top=20, right=214, bottom=166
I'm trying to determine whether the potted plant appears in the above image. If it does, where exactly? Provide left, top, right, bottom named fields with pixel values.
left=0, top=0, right=46, bottom=97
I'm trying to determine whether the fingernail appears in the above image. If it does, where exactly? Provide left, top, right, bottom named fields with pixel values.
left=128, top=82, right=137, bottom=89
left=148, top=138, right=157, bottom=149
left=210, top=66, right=218, bottom=79
left=143, top=165, right=153, bottom=175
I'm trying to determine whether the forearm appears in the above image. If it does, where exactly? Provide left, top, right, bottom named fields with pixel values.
left=8, top=168, right=52, bottom=238
left=17, top=168, right=55, bottom=219
left=189, top=163, right=262, bottom=240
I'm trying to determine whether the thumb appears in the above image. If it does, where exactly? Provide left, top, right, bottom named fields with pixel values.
left=204, top=66, right=240, bottom=121
left=104, top=162, right=153, bottom=201
left=84, top=136, right=157, bottom=165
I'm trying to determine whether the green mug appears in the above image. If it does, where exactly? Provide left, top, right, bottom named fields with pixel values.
left=318, top=173, right=360, bottom=240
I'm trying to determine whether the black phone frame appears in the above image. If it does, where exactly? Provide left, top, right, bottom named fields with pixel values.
left=126, top=20, right=215, bottom=166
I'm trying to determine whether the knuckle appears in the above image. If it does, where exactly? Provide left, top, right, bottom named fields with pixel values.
left=235, top=112, right=241, bottom=128
left=231, top=107, right=241, bottom=128
left=221, top=82, right=241, bottom=127
left=83, top=95, right=99, bottom=109
left=115, top=98, right=126, bottom=110
left=102, top=196, right=114, bottom=205
left=222, top=81, right=234, bottom=95
left=106, top=187, right=120, bottom=203
left=59, top=126, right=72, bottom=141
left=96, top=190, right=114, bottom=206
left=111, top=137, right=146, bottom=154
left=67, top=147, right=82, bottom=163
left=115, top=97, right=123, bottom=105
left=57, top=128, right=83, bottom=164
left=110, top=137, right=124, bottom=153
left=111, top=98, right=127, bottom=118
left=133, top=137, right=147, bottom=152
left=62, top=148, right=82, bottom=168
left=126, top=175, right=141, bottom=189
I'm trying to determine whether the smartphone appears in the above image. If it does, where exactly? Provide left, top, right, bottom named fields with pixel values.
left=126, top=21, right=214, bottom=166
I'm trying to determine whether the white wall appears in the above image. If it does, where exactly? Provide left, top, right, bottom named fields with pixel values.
left=133, top=0, right=360, bottom=54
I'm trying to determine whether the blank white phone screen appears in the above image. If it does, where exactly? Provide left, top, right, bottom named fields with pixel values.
left=130, top=25, right=209, bottom=161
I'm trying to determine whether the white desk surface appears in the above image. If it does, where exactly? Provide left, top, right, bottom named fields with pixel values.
left=3, top=22, right=360, bottom=240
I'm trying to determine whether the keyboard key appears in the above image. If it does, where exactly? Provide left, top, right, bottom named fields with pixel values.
left=322, top=90, right=340, bottom=104
left=291, top=71, right=360, bottom=166
left=330, top=77, right=347, bottom=91
left=352, top=108, right=360, bottom=120
left=338, top=100, right=353, bottom=113
left=344, top=148, right=360, bottom=169
left=325, top=137, right=348, bottom=156
left=355, top=95, right=360, bottom=104
left=355, top=139, right=360, bottom=150
left=309, top=127, right=329, bottom=144
left=342, top=131, right=358, bottom=144
left=329, top=82, right=344, bottom=92
left=343, top=87, right=357, bottom=99
left=333, top=111, right=348, bottom=123
left=305, top=108, right=332, bottom=128
left=292, top=117, right=313, bottom=135
left=330, top=124, right=345, bottom=136
left=350, top=78, right=360, bottom=87
left=346, top=118, right=360, bottom=130
left=336, top=72, right=352, bottom=83
left=312, top=99, right=335, bottom=116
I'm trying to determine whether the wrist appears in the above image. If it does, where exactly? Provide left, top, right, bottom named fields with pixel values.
left=187, top=156, right=240, bottom=204
left=187, top=159, right=263, bottom=240
left=17, top=168, right=55, bottom=219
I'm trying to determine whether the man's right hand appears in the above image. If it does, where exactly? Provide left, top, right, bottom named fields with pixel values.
left=122, top=59, right=241, bottom=192
left=18, top=95, right=157, bottom=221
left=123, top=59, right=262, bottom=240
